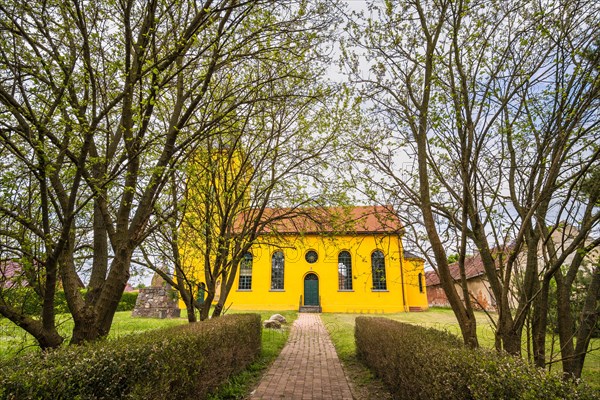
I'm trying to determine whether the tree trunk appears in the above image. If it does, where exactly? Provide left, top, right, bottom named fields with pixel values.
left=169, top=171, right=197, bottom=323
left=185, top=299, right=198, bottom=322
left=86, top=198, right=109, bottom=305
left=41, top=257, right=59, bottom=342
left=501, top=326, right=523, bottom=355
left=200, top=272, right=216, bottom=321
left=97, top=252, right=132, bottom=336
left=417, top=129, right=479, bottom=348
left=555, top=272, right=577, bottom=375
left=0, top=303, right=64, bottom=350
left=411, top=0, right=477, bottom=347
left=70, top=307, right=100, bottom=344
left=178, top=282, right=197, bottom=323
left=212, top=259, right=240, bottom=318
left=69, top=248, right=132, bottom=344
left=532, top=277, right=549, bottom=368
left=470, top=228, right=522, bottom=355
left=60, top=232, right=101, bottom=345
left=212, top=303, right=224, bottom=318
left=572, top=264, right=599, bottom=378
left=200, top=290, right=215, bottom=321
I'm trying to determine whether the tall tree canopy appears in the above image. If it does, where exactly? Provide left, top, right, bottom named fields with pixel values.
left=342, top=0, right=599, bottom=377
left=0, top=0, right=339, bottom=347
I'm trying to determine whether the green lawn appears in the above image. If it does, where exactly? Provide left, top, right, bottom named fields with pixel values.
left=321, top=308, right=600, bottom=390
left=0, top=311, right=189, bottom=359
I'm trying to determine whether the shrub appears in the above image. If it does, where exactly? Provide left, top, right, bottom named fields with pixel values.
left=54, top=290, right=70, bottom=314
left=1, top=287, right=44, bottom=316
left=0, top=313, right=261, bottom=400
left=117, top=292, right=139, bottom=311
left=355, top=317, right=598, bottom=400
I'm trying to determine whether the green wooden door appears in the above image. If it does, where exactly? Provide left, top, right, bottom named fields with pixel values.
left=197, top=283, right=205, bottom=304
left=304, top=274, right=319, bottom=306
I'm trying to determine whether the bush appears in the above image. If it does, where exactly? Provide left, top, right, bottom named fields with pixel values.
left=1, top=287, right=45, bottom=316
left=117, top=292, right=139, bottom=311
left=355, top=317, right=598, bottom=400
left=0, top=313, right=261, bottom=399
left=54, top=290, right=70, bottom=314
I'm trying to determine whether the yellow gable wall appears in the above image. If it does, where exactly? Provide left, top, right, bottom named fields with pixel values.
left=221, top=233, right=428, bottom=313
left=403, top=257, right=428, bottom=310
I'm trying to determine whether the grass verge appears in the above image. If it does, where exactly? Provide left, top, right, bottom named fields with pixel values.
left=321, top=313, right=393, bottom=400
left=207, top=310, right=298, bottom=399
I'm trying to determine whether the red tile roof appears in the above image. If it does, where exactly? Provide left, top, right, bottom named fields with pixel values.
left=1, top=260, right=20, bottom=277
left=425, top=249, right=507, bottom=286
left=0, top=261, right=25, bottom=288
left=424, top=270, right=437, bottom=285
left=238, top=205, right=403, bottom=235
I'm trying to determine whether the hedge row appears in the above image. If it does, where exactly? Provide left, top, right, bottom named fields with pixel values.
left=355, top=317, right=598, bottom=400
left=0, top=313, right=261, bottom=400
left=117, top=292, right=139, bottom=311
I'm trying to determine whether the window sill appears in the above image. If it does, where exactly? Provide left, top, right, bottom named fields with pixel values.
left=269, top=289, right=285, bottom=292
left=338, top=289, right=354, bottom=292
left=236, top=289, right=252, bottom=292
left=371, top=289, right=389, bottom=292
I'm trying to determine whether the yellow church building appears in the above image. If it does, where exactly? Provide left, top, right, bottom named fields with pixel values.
left=177, top=148, right=427, bottom=314
left=221, top=205, right=428, bottom=313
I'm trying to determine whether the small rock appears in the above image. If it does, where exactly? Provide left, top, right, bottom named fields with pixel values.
left=263, top=319, right=281, bottom=329
left=269, top=314, right=287, bottom=324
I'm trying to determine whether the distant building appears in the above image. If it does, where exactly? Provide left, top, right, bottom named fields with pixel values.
left=425, top=253, right=498, bottom=311
left=124, top=283, right=135, bottom=292
left=1, top=260, right=85, bottom=290
left=425, top=225, right=599, bottom=312
left=0, top=260, right=25, bottom=289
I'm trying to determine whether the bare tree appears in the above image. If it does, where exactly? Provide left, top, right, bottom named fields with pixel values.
left=343, top=0, right=480, bottom=348
left=138, top=27, right=345, bottom=320
left=342, top=0, right=600, bottom=371
left=0, top=0, right=340, bottom=346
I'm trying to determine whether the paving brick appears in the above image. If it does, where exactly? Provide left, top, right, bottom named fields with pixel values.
left=250, top=313, right=353, bottom=399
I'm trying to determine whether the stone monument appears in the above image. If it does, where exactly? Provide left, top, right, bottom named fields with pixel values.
left=132, top=271, right=180, bottom=318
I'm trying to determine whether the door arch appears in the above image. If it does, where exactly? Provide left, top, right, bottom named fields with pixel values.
left=304, top=273, right=319, bottom=306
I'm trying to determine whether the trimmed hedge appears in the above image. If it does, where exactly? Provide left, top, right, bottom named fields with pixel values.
left=0, top=313, right=261, bottom=399
left=355, top=317, right=598, bottom=400
left=116, top=292, right=139, bottom=311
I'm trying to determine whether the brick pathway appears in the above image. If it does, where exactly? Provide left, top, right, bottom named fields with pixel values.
left=250, top=313, right=353, bottom=399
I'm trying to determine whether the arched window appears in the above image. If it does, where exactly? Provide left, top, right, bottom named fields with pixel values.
left=271, top=251, right=284, bottom=290
left=338, top=251, right=352, bottom=290
left=418, top=273, right=424, bottom=293
left=238, top=252, right=253, bottom=290
left=371, top=250, right=387, bottom=290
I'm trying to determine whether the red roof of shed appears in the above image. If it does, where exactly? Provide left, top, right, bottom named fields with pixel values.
left=425, top=248, right=510, bottom=286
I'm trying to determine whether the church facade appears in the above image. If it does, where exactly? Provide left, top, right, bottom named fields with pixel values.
left=223, top=206, right=428, bottom=313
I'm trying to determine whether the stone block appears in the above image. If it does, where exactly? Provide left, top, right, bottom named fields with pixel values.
left=263, top=319, right=281, bottom=329
left=269, top=314, right=287, bottom=324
